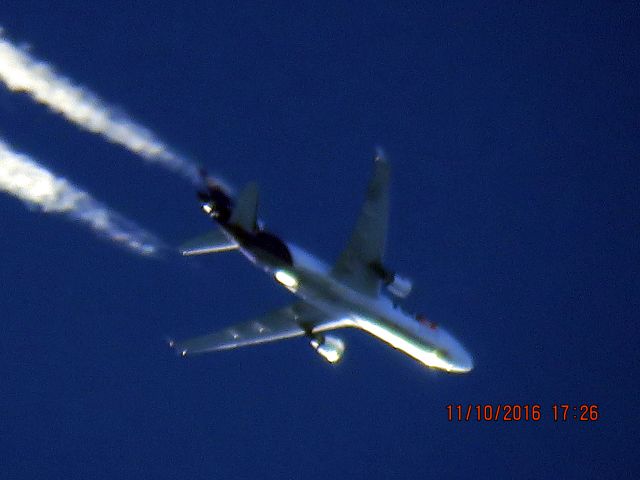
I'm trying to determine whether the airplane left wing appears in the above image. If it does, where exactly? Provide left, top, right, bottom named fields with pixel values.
left=172, top=302, right=327, bottom=355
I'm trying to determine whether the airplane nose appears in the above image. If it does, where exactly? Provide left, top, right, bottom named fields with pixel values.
left=453, top=346, right=474, bottom=373
left=441, top=329, right=474, bottom=373
left=438, top=328, right=474, bottom=373
left=458, top=351, right=474, bottom=372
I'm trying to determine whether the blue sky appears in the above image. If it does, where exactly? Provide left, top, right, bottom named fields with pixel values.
left=0, top=2, right=638, bottom=478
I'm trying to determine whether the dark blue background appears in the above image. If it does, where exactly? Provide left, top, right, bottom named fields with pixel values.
left=1, top=2, right=638, bottom=478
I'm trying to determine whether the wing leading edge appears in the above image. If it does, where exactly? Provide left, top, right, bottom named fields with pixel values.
left=332, top=151, right=390, bottom=297
left=172, top=302, right=330, bottom=355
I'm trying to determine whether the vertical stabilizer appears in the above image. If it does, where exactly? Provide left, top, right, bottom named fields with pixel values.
left=229, top=182, right=259, bottom=231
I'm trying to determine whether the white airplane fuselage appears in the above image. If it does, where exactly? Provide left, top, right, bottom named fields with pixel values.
left=237, top=236, right=474, bottom=373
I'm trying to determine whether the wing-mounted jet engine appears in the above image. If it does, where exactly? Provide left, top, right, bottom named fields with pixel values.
left=385, top=274, right=413, bottom=299
left=369, top=262, right=413, bottom=299
left=310, top=334, right=345, bottom=364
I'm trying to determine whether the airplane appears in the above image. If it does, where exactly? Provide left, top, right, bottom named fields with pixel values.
left=170, top=151, right=473, bottom=373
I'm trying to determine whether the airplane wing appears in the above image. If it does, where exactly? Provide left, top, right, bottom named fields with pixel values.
left=332, top=151, right=390, bottom=297
left=172, top=302, right=328, bottom=355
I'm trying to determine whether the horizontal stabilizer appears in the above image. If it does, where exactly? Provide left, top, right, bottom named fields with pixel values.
left=180, top=229, right=238, bottom=256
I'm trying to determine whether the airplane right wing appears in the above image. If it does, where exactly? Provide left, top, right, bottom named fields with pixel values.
left=332, top=151, right=390, bottom=297
left=172, top=302, right=329, bottom=355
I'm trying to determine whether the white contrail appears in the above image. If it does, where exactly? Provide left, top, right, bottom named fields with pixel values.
left=0, top=31, right=200, bottom=183
left=0, top=138, right=165, bottom=256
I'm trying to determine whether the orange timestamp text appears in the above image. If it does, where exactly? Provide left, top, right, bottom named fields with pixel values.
left=446, top=404, right=600, bottom=422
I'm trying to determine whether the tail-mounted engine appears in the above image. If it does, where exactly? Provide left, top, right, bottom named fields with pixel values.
left=310, top=335, right=345, bottom=364
left=369, top=262, right=413, bottom=299
left=197, top=169, right=234, bottom=224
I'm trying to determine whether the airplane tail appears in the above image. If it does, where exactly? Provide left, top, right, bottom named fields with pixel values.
left=228, top=182, right=259, bottom=231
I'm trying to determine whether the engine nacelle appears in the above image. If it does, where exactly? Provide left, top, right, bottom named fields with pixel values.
left=369, top=262, right=413, bottom=299
left=386, top=274, right=413, bottom=299
left=310, top=335, right=345, bottom=364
